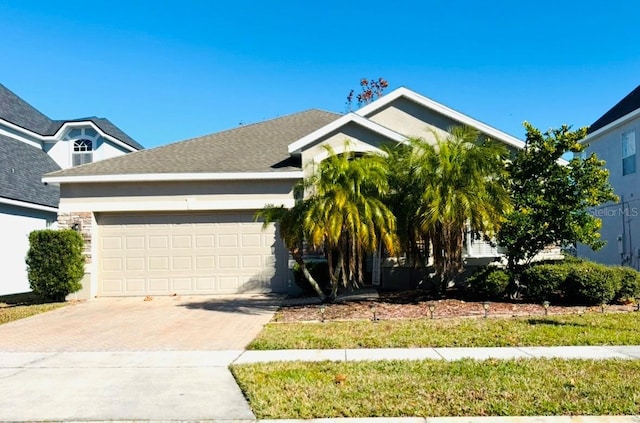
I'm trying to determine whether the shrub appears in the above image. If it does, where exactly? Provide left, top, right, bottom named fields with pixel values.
left=26, top=229, right=84, bottom=302
left=466, top=267, right=510, bottom=300
left=293, top=261, right=330, bottom=296
left=613, top=266, right=640, bottom=302
left=521, top=263, right=570, bottom=302
left=563, top=262, right=620, bottom=305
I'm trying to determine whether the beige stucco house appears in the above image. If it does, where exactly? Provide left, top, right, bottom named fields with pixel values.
left=44, top=87, right=526, bottom=298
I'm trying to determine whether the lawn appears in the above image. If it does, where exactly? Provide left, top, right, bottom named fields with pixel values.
left=0, top=292, right=67, bottom=325
left=231, top=358, right=640, bottom=418
left=248, top=312, right=640, bottom=349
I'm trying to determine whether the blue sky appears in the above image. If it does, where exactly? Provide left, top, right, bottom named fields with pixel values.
left=1, top=0, right=639, bottom=149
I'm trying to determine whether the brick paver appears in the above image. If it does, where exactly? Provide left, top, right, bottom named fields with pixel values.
left=0, top=294, right=281, bottom=352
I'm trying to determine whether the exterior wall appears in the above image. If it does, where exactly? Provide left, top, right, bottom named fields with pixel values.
left=365, top=97, right=454, bottom=140
left=58, top=179, right=298, bottom=213
left=0, top=203, right=56, bottom=295
left=96, top=136, right=130, bottom=160
left=578, top=115, right=640, bottom=267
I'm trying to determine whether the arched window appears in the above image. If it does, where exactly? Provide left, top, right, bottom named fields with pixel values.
left=73, top=139, right=93, bottom=166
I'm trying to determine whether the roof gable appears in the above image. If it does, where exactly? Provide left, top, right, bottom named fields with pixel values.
left=588, top=85, right=640, bottom=134
left=0, top=134, right=60, bottom=207
left=355, top=87, right=526, bottom=150
left=287, top=113, right=407, bottom=154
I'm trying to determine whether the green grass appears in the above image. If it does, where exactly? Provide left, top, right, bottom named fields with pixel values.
left=231, top=359, right=640, bottom=418
left=248, top=313, right=640, bottom=349
left=0, top=292, right=66, bottom=325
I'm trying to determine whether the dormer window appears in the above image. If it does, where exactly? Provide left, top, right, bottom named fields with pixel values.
left=73, top=139, right=93, bottom=166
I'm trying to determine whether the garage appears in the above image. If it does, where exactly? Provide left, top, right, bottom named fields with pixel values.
left=96, top=211, right=287, bottom=296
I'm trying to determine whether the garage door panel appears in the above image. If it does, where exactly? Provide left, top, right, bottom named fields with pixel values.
left=195, top=277, right=215, bottom=291
left=195, top=256, right=215, bottom=269
left=149, top=236, right=169, bottom=249
left=195, top=235, right=214, bottom=248
left=126, top=257, right=145, bottom=271
left=148, top=257, right=169, bottom=271
left=126, top=279, right=146, bottom=292
left=171, top=235, right=192, bottom=248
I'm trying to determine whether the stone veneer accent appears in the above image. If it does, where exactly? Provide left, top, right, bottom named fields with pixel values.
left=57, top=212, right=92, bottom=263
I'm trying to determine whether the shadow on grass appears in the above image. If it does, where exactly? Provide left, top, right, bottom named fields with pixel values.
left=0, top=292, right=50, bottom=308
left=526, top=318, right=588, bottom=328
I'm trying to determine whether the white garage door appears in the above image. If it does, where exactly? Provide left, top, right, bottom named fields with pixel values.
left=97, top=212, right=286, bottom=296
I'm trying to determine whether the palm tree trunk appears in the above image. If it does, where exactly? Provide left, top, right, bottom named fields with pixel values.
left=291, top=250, right=326, bottom=301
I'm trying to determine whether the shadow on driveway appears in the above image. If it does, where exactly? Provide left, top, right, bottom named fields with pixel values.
left=178, top=294, right=284, bottom=315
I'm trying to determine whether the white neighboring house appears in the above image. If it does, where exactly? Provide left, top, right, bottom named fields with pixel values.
left=578, top=85, right=640, bottom=267
left=0, top=84, right=143, bottom=296
left=43, top=87, right=528, bottom=298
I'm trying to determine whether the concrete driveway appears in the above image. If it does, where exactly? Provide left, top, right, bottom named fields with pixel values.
left=0, top=294, right=281, bottom=421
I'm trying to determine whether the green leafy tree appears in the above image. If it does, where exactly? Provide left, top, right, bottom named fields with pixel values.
left=497, top=122, right=617, bottom=274
left=383, top=127, right=511, bottom=293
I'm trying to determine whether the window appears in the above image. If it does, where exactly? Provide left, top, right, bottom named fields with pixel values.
left=622, top=130, right=636, bottom=175
left=73, top=139, right=93, bottom=166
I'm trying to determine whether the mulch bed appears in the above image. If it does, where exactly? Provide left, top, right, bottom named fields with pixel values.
left=275, top=290, right=637, bottom=322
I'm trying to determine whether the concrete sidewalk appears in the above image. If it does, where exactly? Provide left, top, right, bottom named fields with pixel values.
left=0, top=351, right=253, bottom=421
left=233, top=345, right=640, bottom=364
left=2, top=346, right=639, bottom=421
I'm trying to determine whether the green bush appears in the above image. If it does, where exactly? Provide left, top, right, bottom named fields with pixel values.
left=293, top=261, right=330, bottom=296
left=563, top=262, right=620, bottom=306
left=466, top=267, right=510, bottom=300
left=26, top=229, right=84, bottom=302
left=613, top=266, right=640, bottom=302
left=521, top=263, right=570, bottom=302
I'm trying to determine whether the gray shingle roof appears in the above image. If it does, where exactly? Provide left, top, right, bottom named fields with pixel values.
left=589, top=85, right=640, bottom=134
left=45, top=109, right=340, bottom=178
left=0, top=134, right=60, bottom=207
left=0, top=84, right=143, bottom=150
left=0, top=84, right=53, bottom=136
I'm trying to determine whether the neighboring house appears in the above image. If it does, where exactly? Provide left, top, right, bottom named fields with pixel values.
left=578, top=85, right=640, bottom=267
left=43, top=87, right=527, bottom=298
left=0, top=84, right=143, bottom=296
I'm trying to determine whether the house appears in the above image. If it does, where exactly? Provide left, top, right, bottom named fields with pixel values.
left=43, top=87, right=526, bottom=298
left=577, top=85, right=640, bottom=267
left=0, top=84, right=143, bottom=296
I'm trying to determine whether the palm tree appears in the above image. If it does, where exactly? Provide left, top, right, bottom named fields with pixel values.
left=405, top=127, right=511, bottom=293
left=255, top=201, right=327, bottom=301
left=304, top=144, right=398, bottom=299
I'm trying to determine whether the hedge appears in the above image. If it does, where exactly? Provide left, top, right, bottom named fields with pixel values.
left=26, top=229, right=84, bottom=301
